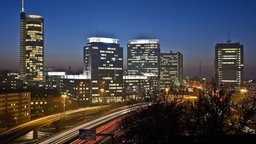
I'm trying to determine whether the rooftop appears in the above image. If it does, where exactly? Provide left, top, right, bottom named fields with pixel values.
left=87, top=37, right=119, bottom=44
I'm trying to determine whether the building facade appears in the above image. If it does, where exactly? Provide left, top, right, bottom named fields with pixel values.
left=84, top=37, right=123, bottom=103
left=0, top=71, right=23, bottom=93
left=0, top=92, right=31, bottom=127
left=160, top=51, right=183, bottom=89
left=123, top=75, right=154, bottom=101
left=127, top=39, right=160, bottom=76
left=45, top=71, right=65, bottom=91
left=20, top=3, right=44, bottom=85
left=62, top=77, right=91, bottom=103
left=215, top=42, right=244, bottom=89
left=127, top=39, right=160, bottom=89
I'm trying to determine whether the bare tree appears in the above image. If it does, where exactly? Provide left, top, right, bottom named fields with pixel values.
left=119, top=84, right=256, bottom=143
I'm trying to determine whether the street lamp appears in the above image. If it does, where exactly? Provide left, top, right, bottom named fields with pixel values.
left=61, top=94, right=67, bottom=130
left=61, top=94, right=67, bottom=115
left=165, top=87, right=170, bottom=104
left=100, top=88, right=105, bottom=103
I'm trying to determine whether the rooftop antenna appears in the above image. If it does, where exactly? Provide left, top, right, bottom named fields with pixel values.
left=199, top=62, right=202, bottom=78
left=227, top=30, right=231, bottom=43
left=22, top=0, right=25, bottom=12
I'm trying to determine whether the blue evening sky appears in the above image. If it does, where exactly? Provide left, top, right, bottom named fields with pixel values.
left=0, top=0, right=255, bottom=79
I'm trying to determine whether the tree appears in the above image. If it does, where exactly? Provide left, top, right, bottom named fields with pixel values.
left=229, top=95, right=256, bottom=134
left=119, top=84, right=256, bottom=143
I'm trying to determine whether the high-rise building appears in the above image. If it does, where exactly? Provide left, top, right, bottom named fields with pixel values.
left=20, top=0, right=44, bottom=85
left=215, top=42, right=244, bottom=89
left=84, top=37, right=123, bottom=103
left=160, top=51, right=183, bottom=89
left=127, top=39, right=160, bottom=76
left=127, top=39, right=160, bottom=89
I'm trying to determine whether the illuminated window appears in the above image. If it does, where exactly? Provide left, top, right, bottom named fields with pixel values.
left=107, top=48, right=116, bottom=50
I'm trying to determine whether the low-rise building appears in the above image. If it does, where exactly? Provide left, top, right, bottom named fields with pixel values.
left=0, top=70, right=23, bottom=93
left=0, top=92, right=31, bottom=127
left=123, top=75, right=154, bottom=101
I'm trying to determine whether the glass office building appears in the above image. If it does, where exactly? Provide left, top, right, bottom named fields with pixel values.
left=160, top=51, right=183, bottom=89
left=215, top=42, right=244, bottom=89
left=84, top=37, right=123, bottom=103
left=127, top=39, right=160, bottom=89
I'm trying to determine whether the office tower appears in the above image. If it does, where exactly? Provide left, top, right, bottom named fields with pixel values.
left=127, top=39, right=160, bottom=76
left=127, top=39, right=160, bottom=89
left=215, top=42, right=244, bottom=89
left=84, top=37, right=123, bottom=103
left=160, top=51, right=183, bottom=89
left=20, top=0, right=44, bottom=85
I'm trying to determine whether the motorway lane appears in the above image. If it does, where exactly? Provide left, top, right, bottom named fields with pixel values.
left=38, top=103, right=151, bottom=144
left=73, top=118, right=122, bottom=144
left=0, top=106, right=109, bottom=144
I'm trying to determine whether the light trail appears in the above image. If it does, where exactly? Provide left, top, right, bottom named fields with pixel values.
left=78, top=118, right=121, bottom=144
left=38, top=103, right=150, bottom=144
left=0, top=106, right=109, bottom=144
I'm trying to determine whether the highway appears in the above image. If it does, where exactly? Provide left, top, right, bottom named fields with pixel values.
left=72, top=117, right=122, bottom=144
left=37, top=103, right=150, bottom=144
left=0, top=105, right=109, bottom=144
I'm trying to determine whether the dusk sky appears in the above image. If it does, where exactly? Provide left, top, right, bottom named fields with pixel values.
left=0, top=0, right=255, bottom=79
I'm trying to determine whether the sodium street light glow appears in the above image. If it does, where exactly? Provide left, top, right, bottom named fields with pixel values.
left=240, top=89, right=248, bottom=93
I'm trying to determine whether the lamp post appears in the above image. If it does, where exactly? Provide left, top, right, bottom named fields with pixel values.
left=133, top=88, right=136, bottom=100
left=61, top=94, right=67, bottom=117
left=100, top=88, right=105, bottom=103
left=165, top=87, right=170, bottom=104
left=60, top=94, right=67, bottom=130
left=100, top=81, right=105, bottom=103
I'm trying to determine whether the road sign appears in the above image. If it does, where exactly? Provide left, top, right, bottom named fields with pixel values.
left=79, top=129, right=96, bottom=140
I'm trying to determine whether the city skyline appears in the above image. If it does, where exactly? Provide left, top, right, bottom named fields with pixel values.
left=0, top=0, right=255, bottom=79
